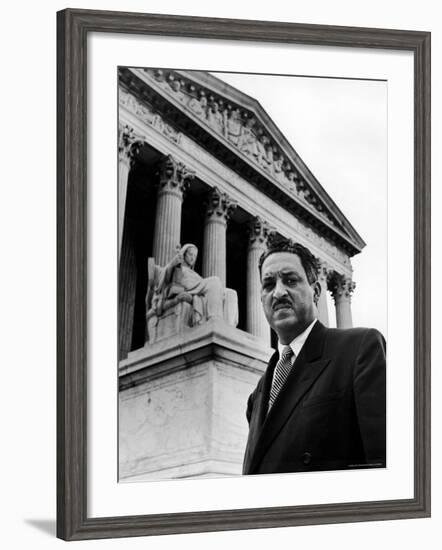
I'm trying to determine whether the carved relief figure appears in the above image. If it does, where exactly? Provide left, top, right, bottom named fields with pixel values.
left=262, top=137, right=274, bottom=171
left=286, top=170, right=299, bottom=195
left=273, top=153, right=284, bottom=180
left=125, top=92, right=139, bottom=113
left=253, top=133, right=267, bottom=166
left=207, top=101, right=224, bottom=134
left=226, top=108, right=243, bottom=146
left=153, top=69, right=164, bottom=81
left=151, top=114, right=181, bottom=144
left=188, top=93, right=208, bottom=120
left=238, top=117, right=258, bottom=158
left=168, top=77, right=185, bottom=102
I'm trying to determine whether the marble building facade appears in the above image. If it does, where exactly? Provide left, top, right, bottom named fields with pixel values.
left=118, top=68, right=365, bottom=481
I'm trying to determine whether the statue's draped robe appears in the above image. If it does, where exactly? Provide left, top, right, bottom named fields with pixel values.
left=154, top=263, right=223, bottom=325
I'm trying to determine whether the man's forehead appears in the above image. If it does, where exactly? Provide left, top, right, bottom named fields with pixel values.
left=261, top=252, right=304, bottom=275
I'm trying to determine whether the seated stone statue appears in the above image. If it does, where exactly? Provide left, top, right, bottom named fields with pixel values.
left=145, top=244, right=238, bottom=343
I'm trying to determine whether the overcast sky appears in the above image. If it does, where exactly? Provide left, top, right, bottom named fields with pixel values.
left=210, top=71, right=387, bottom=336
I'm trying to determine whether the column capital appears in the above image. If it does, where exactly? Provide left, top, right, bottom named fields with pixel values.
left=247, top=217, right=270, bottom=246
left=118, top=125, right=142, bottom=165
left=328, top=273, right=356, bottom=302
left=158, top=155, right=195, bottom=195
left=205, top=187, right=237, bottom=224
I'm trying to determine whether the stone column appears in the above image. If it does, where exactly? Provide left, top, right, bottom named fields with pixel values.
left=202, top=188, right=237, bottom=286
left=152, top=155, right=194, bottom=266
left=118, top=126, right=140, bottom=257
left=329, top=273, right=355, bottom=328
left=119, top=223, right=137, bottom=360
left=316, top=262, right=330, bottom=327
left=246, top=217, right=270, bottom=344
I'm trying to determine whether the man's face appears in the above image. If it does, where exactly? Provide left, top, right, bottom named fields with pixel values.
left=260, top=252, right=320, bottom=344
left=184, top=247, right=197, bottom=267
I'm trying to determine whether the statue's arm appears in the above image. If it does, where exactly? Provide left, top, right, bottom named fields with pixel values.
left=161, top=252, right=183, bottom=285
left=154, top=251, right=185, bottom=299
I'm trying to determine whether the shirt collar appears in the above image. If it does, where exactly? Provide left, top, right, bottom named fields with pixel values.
left=278, top=318, right=317, bottom=359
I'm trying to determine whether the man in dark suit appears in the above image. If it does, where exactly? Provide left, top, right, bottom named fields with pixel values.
left=242, top=237, right=386, bottom=475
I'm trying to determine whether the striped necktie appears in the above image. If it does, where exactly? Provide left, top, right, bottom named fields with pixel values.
left=268, top=345, right=294, bottom=411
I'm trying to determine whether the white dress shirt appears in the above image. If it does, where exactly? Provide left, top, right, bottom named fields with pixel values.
left=276, top=318, right=318, bottom=369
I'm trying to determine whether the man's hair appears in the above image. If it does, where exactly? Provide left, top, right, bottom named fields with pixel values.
left=258, top=234, right=320, bottom=285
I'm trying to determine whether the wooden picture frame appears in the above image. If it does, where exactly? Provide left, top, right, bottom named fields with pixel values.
left=57, top=8, right=431, bottom=541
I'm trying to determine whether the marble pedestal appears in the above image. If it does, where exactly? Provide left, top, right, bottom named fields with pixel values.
left=119, top=319, right=273, bottom=481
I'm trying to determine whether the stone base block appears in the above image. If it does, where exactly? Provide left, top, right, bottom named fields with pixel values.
left=119, top=321, right=273, bottom=481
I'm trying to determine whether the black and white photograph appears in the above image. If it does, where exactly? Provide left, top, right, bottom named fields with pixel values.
left=118, top=67, right=387, bottom=482
left=1, top=0, right=436, bottom=546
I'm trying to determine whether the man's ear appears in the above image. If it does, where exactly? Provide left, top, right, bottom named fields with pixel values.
left=313, top=281, right=321, bottom=306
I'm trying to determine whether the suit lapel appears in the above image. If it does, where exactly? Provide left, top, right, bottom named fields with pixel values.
left=248, top=321, right=330, bottom=473
left=242, top=351, right=278, bottom=473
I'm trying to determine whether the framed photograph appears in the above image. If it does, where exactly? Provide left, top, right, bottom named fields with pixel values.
left=57, top=8, right=431, bottom=541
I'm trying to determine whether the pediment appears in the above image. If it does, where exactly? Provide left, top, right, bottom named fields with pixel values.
left=119, top=67, right=365, bottom=257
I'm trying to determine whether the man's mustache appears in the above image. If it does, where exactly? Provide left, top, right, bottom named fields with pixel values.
left=272, top=299, right=293, bottom=310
